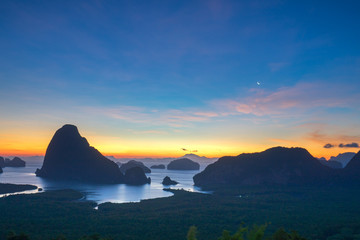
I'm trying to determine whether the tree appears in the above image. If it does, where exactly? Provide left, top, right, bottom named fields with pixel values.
left=217, top=223, right=266, bottom=240
left=271, top=228, right=307, bottom=240
left=187, top=226, right=198, bottom=240
left=247, top=224, right=267, bottom=240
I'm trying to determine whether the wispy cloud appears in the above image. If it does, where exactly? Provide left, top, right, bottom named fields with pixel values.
left=211, top=82, right=359, bottom=117
left=88, top=106, right=150, bottom=123
left=269, top=138, right=298, bottom=145
left=323, top=143, right=335, bottom=149
left=181, top=148, right=198, bottom=152
left=84, top=106, right=219, bottom=128
left=84, top=81, right=360, bottom=131
left=339, top=143, right=359, bottom=148
left=193, top=112, right=219, bottom=117
left=130, top=130, right=167, bottom=135
left=322, top=142, right=359, bottom=149
left=306, top=130, right=360, bottom=145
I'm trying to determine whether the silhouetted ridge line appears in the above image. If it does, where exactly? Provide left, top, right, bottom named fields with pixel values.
left=0, top=156, right=26, bottom=168
left=344, top=151, right=360, bottom=176
left=193, top=146, right=336, bottom=187
left=318, top=159, right=343, bottom=169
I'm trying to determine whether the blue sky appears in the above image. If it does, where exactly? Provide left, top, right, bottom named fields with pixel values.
left=0, top=0, right=360, bottom=158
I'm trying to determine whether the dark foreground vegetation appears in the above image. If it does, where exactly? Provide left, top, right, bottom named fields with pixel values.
left=6, top=224, right=306, bottom=240
left=1, top=187, right=360, bottom=240
left=0, top=183, right=37, bottom=194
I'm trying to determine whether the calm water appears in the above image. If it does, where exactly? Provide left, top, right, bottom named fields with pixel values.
left=0, top=161, right=213, bottom=204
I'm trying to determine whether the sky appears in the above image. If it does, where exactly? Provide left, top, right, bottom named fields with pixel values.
left=0, top=0, right=360, bottom=159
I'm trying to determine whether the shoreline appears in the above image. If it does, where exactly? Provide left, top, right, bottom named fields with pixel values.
left=0, top=183, right=38, bottom=196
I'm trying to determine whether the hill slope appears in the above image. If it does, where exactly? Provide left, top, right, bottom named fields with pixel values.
left=193, top=147, right=333, bottom=187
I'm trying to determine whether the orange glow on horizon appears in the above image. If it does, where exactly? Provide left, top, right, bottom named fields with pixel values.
left=0, top=143, right=356, bottom=160
left=0, top=126, right=357, bottom=159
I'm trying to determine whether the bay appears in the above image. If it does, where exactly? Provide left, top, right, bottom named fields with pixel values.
left=0, top=161, right=212, bottom=204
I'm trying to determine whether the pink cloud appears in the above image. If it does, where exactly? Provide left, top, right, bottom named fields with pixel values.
left=84, top=81, right=359, bottom=131
left=212, top=82, right=359, bottom=116
left=84, top=106, right=219, bottom=128
left=269, top=138, right=298, bottom=145
left=131, top=130, right=167, bottom=135
left=85, top=106, right=150, bottom=123
left=305, top=130, right=360, bottom=144
left=193, top=112, right=219, bottom=117
left=235, top=104, right=253, bottom=114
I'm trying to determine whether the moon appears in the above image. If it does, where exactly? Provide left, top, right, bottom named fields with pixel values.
left=257, top=81, right=261, bottom=86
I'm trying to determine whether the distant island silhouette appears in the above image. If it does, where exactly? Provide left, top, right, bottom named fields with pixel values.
left=150, top=164, right=166, bottom=169
left=0, top=156, right=26, bottom=168
left=162, top=176, right=178, bottom=185
left=119, top=160, right=151, bottom=174
left=167, top=158, right=200, bottom=170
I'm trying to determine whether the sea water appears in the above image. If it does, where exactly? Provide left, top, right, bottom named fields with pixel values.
left=0, top=161, right=212, bottom=204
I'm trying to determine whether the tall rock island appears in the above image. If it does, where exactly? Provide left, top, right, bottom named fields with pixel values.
left=35, top=124, right=125, bottom=183
left=124, top=167, right=151, bottom=185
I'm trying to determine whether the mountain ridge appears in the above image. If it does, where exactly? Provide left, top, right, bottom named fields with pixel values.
left=193, top=146, right=338, bottom=187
